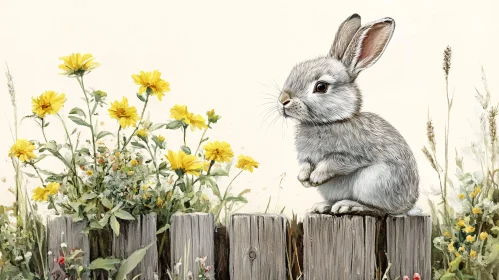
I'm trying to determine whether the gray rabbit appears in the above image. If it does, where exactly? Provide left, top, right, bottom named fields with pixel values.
left=277, top=14, right=419, bottom=215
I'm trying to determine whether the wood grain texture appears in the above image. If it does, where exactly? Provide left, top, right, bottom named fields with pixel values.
left=112, top=213, right=158, bottom=280
left=386, top=214, right=431, bottom=280
left=47, top=216, right=90, bottom=280
left=303, top=214, right=377, bottom=280
left=229, top=213, right=286, bottom=280
left=170, top=212, right=215, bottom=280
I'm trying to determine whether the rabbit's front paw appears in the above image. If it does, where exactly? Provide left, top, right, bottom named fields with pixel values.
left=330, top=200, right=371, bottom=214
left=297, top=162, right=312, bottom=182
left=311, top=201, right=333, bottom=213
left=309, top=165, right=334, bottom=186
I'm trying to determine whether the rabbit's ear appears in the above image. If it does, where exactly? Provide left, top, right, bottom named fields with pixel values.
left=329, top=14, right=362, bottom=60
left=343, top=17, right=395, bottom=78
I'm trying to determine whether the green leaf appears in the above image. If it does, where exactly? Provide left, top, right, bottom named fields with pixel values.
left=69, top=107, right=87, bottom=118
left=87, top=258, right=121, bottom=271
left=156, top=224, right=170, bottom=235
left=115, top=243, right=154, bottom=280
left=149, top=123, right=166, bottom=131
left=210, top=168, right=229, bottom=177
left=90, top=221, right=104, bottom=229
left=101, top=197, right=113, bottom=209
left=110, top=215, right=120, bottom=236
left=96, top=131, right=113, bottom=140
left=448, top=255, right=462, bottom=272
left=181, top=145, right=191, bottom=155
left=81, top=192, right=98, bottom=201
left=166, top=120, right=183, bottom=130
left=226, top=196, right=248, bottom=203
left=131, top=141, right=146, bottom=149
left=68, top=115, right=91, bottom=127
left=158, top=161, right=167, bottom=170
left=98, top=213, right=111, bottom=227
left=114, top=210, right=135, bottom=221
left=200, top=176, right=222, bottom=199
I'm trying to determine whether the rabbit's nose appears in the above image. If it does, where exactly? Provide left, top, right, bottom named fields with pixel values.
left=279, top=91, right=291, bottom=106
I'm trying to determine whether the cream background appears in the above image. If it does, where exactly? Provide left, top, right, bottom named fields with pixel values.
left=0, top=0, right=498, bottom=219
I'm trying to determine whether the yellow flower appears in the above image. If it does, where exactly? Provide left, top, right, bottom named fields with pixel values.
left=86, top=170, right=93, bottom=176
left=136, top=129, right=148, bottom=137
left=157, top=135, right=165, bottom=142
left=458, top=246, right=465, bottom=252
left=448, top=242, right=455, bottom=252
left=170, top=105, right=189, bottom=121
left=127, top=170, right=135, bottom=176
left=141, top=185, right=148, bottom=190
left=45, top=182, right=60, bottom=195
left=32, top=186, right=50, bottom=202
left=115, top=152, right=121, bottom=157
left=186, top=114, right=208, bottom=131
left=108, top=97, right=139, bottom=128
left=463, top=226, right=475, bottom=233
left=8, top=139, right=37, bottom=162
left=58, top=53, right=99, bottom=76
left=236, top=155, right=259, bottom=173
left=466, top=235, right=475, bottom=243
left=166, top=150, right=204, bottom=176
left=457, top=219, right=465, bottom=227
left=31, top=91, right=66, bottom=118
left=443, top=231, right=452, bottom=238
left=470, top=250, right=477, bottom=258
left=156, top=197, right=163, bottom=207
left=132, top=70, right=170, bottom=101
left=203, top=141, right=234, bottom=162
left=458, top=193, right=465, bottom=200
left=480, top=232, right=488, bottom=240
left=471, top=187, right=481, bottom=198
left=472, top=207, right=482, bottom=215
left=130, top=159, right=138, bottom=166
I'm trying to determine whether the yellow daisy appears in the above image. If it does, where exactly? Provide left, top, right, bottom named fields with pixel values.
left=108, top=97, right=139, bottom=128
left=236, top=155, right=259, bottom=173
left=132, top=70, right=170, bottom=101
left=136, top=129, right=148, bottom=137
left=32, top=186, right=50, bottom=202
left=170, top=105, right=189, bottom=121
left=8, top=139, right=37, bottom=162
left=31, top=91, right=66, bottom=118
left=203, top=141, right=234, bottom=162
left=58, top=53, right=99, bottom=76
left=166, top=150, right=204, bottom=176
left=186, top=114, right=208, bottom=131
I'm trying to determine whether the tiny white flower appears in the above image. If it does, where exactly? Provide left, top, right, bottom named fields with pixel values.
left=15, top=256, right=23, bottom=261
left=48, top=251, right=53, bottom=256
left=24, top=252, right=32, bottom=258
left=61, top=242, right=67, bottom=248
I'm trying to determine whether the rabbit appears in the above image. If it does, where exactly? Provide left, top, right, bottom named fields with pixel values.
left=277, top=14, right=419, bottom=215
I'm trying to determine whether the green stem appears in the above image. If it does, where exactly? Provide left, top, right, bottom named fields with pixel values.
left=442, top=75, right=452, bottom=227
left=194, top=126, right=210, bottom=155
left=121, top=94, right=150, bottom=151
left=214, top=170, right=243, bottom=223
left=30, top=163, right=45, bottom=186
left=183, top=126, right=188, bottom=146
left=145, top=140, right=160, bottom=184
left=76, top=76, right=98, bottom=170
left=117, top=126, right=122, bottom=151
left=40, top=118, right=49, bottom=142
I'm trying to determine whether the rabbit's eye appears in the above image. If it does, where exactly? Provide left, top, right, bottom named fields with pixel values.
left=313, top=82, right=328, bottom=93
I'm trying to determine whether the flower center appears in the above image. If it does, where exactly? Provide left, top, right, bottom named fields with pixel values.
left=116, top=108, right=128, bottom=118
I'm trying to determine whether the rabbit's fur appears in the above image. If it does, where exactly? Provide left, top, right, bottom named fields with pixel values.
left=277, top=14, right=419, bottom=215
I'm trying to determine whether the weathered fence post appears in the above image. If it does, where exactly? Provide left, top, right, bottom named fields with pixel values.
left=385, top=214, right=432, bottom=279
left=47, top=216, right=90, bottom=280
left=303, top=214, right=377, bottom=280
left=170, top=212, right=215, bottom=280
left=229, top=213, right=287, bottom=280
left=111, top=213, right=158, bottom=280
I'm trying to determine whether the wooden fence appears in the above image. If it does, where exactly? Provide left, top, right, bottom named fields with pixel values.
left=47, top=212, right=431, bottom=280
